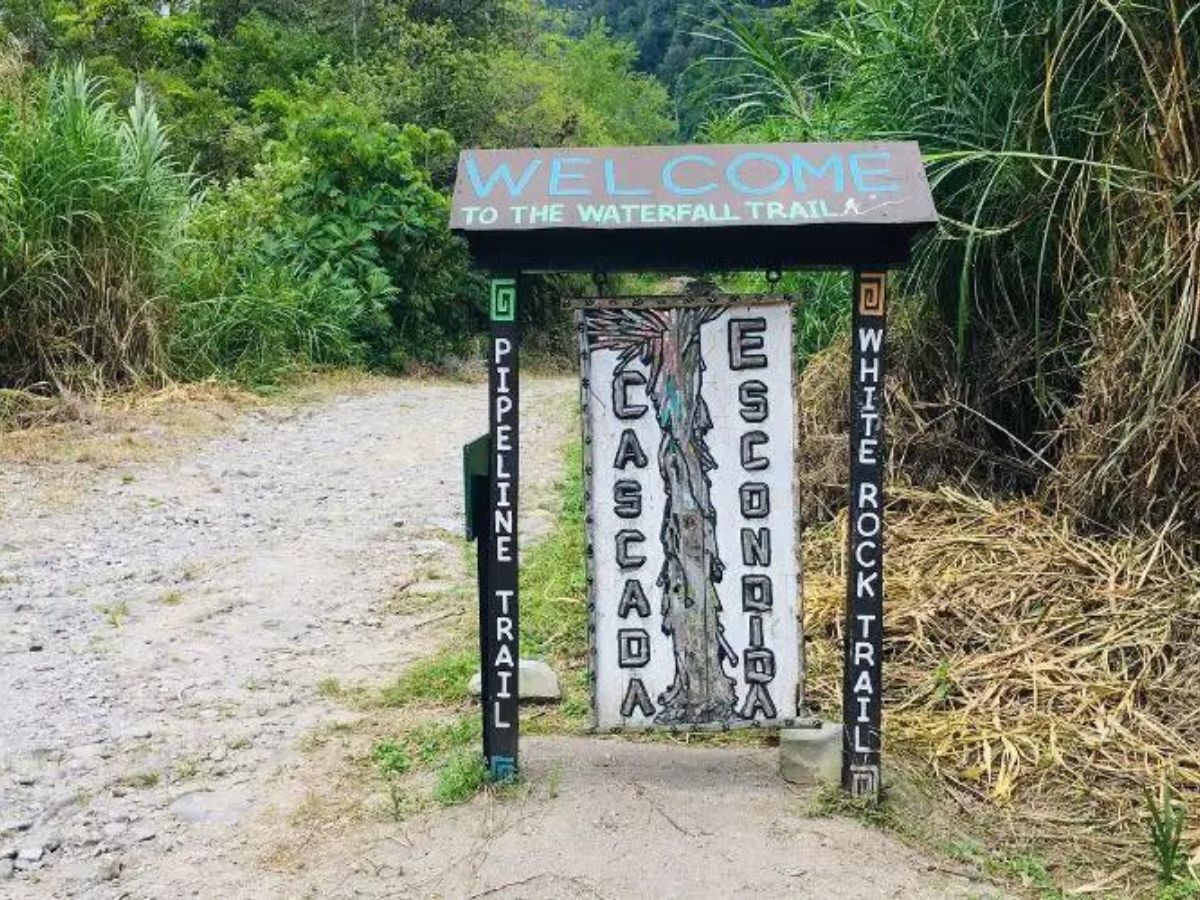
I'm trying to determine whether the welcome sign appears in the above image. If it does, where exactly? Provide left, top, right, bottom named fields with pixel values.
left=456, top=139, right=937, bottom=796
left=452, top=142, right=933, bottom=233
left=579, top=298, right=801, bottom=730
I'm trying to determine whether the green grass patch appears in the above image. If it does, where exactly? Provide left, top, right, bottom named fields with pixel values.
left=97, top=600, right=130, bottom=628
left=368, top=712, right=491, bottom=817
left=408, top=715, right=482, bottom=764
left=984, top=852, right=1062, bottom=899
left=316, top=677, right=343, bottom=698
left=520, top=440, right=587, bottom=660
left=1159, top=882, right=1200, bottom=900
left=433, top=748, right=490, bottom=806
left=518, top=439, right=589, bottom=728
left=370, top=739, right=412, bottom=777
left=377, top=648, right=477, bottom=708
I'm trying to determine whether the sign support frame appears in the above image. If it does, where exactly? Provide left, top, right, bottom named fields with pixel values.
left=843, top=270, right=888, bottom=799
left=452, top=140, right=936, bottom=801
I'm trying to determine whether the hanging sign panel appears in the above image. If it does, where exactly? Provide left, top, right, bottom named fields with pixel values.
left=450, top=142, right=939, bottom=272
left=453, top=142, right=934, bottom=232
left=580, top=298, right=802, bottom=731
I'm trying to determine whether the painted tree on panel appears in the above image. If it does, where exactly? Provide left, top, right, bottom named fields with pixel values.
left=588, top=306, right=738, bottom=723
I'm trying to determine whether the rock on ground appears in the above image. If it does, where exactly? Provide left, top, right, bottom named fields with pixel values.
left=779, top=721, right=843, bottom=786
left=468, top=658, right=562, bottom=701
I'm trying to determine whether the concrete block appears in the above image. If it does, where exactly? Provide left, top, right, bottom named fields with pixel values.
left=779, top=721, right=842, bottom=786
left=468, top=659, right=561, bottom=702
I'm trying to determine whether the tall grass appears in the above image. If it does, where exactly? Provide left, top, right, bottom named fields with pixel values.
left=705, top=0, right=1200, bottom=534
left=0, top=60, right=372, bottom=393
left=0, top=62, right=189, bottom=392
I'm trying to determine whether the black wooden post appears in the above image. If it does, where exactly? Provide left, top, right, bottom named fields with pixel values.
left=843, top=270, right=888, bottom=799
left=485, top=276, right=520, bottom=780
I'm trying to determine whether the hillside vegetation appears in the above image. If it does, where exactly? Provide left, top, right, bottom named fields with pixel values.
left=1, top=0, right=671, bottom=391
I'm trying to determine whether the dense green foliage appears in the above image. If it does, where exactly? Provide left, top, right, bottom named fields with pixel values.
left=0, top=1, right=672, bottom=388
left=4, top=0, right=1196, bottom=536
left=547, top=0, right=788, bottom=132
left=705, top=0, right=1199, bottom=534
left=172, top=101, right=468, bottom=381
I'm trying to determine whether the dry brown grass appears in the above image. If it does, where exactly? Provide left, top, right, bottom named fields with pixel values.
left=0, top=370, right=396, bottom=465
left=0, top=381, right=262, bottom=464
left=796, top=302, right=1038, bottom=525
left=804, top=484, right=1200, bottom=887
left=1055, top=283, right=1200, bottom=536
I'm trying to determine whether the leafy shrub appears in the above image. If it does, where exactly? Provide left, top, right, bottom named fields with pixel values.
left=263, top=98, right=480, bottom=369
left=371, top=739, right=412, bottom=778
left=171, top=157, right=370, bottom=385
left=172, top=95, right=480, bottom=383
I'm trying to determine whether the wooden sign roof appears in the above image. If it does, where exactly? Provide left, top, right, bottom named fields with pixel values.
left=450, top=141, right=937, bottom=272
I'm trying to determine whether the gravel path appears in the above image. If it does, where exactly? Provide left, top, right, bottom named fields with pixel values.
left=0, top=378, right=574, bottom=896
left=0, top=376, right=996, bottom=899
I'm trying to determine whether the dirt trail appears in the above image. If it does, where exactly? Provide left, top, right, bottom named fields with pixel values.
left=1, top=377, right=995, bottom=898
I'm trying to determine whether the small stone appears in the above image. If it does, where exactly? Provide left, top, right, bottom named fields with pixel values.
left=2, top=821, right=32, bottom=834
left=209, top=746, right=227, bottom=763
left=0, top=858, right=12, bottom=879
left=1, top=846, right=15, bottom=859
left=468, top=659, right=561, bottom=702
left=169, top=789, right=253, bottom=825
left=17, top=844, right=44, bottom=863
left=42, top=834, right=62, bottom=852
left=779, top=722, right=842, bottom=786
left=96, top=857, right=121, bottom=881
left=134, top=829, right=155, bottom=843
left=13, top=774, right=36, bottom=786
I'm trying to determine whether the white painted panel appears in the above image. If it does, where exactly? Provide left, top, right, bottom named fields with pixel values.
left=583, top=301, right=801, bottom=730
